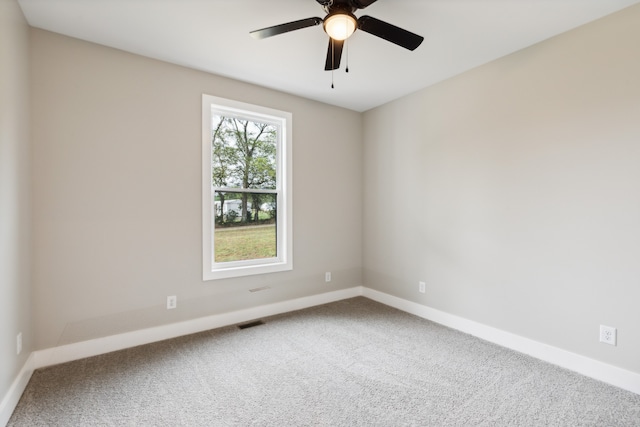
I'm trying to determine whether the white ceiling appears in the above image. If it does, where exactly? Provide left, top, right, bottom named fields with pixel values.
left=17, top=0, right=640, bottom=112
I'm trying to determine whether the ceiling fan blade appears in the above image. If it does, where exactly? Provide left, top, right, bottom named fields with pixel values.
left=250, top=17, right=322, bottom=40
left=351, top=0, right=378, bottom=9
left=357, top=15, right=424, bottom=51
left=324, top=39, right=344, bottom=71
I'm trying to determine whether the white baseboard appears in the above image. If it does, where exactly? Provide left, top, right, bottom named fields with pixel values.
left=32, top=286, right=364, bottom=370
left=5, top=284, right=637, bottom=425
left=362, top=287, right=640, bottom=395
left=0, top=354, right=34, bottom=427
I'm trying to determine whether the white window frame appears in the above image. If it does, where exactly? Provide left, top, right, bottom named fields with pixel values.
left=202, top=94, right=292, bottom=280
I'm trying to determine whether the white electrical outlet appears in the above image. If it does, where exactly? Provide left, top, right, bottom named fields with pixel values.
left=599, top=325, right=616, bottom=346
left=17, top=332, right=22, bottom=355
left=325, top=272, right=331, bottom=282
left=167, top=295, right=177, bottom=310
left=419, top=281, right=426, bottom=293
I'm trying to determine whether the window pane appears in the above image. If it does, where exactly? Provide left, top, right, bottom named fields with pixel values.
left=211, top=115, right=277, bottom=190
left=213, top=191, right=277, bottom=263
left=203, top=94, right=292, bottom=280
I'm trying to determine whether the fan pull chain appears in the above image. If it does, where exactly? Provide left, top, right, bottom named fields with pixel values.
left=345, top=38, right=349, bottom=73
left=331, top=38, right=335, bottom=89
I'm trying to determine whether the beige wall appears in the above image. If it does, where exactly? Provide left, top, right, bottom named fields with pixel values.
left=0, top=0, right=31, bottom=401
left=30, top=29, right=363, bottom=349
left=363, top=4, right=640, bottom=374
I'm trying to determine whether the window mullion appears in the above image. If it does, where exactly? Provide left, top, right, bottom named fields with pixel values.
left=214, top=187, right=278, bottom=195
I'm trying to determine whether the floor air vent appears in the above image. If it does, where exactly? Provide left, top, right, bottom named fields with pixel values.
left=238, top=320, right=265, bottom=330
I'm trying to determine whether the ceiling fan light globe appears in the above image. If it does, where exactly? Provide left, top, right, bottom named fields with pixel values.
left=324, top=13, right=357, bottom=41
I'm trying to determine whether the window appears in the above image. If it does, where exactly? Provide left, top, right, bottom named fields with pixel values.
left=202, top=95, right=292, bottom=280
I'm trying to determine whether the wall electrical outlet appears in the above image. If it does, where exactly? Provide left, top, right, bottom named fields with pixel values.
left=325, top=272, right=332, bottom=282
left=419, top=281, right=426, bottom=294
left=167, top=295, right=177, bottom=310
left=599, top=325, right=616, bottom=346
left=17, top=332, right=22, bottom=355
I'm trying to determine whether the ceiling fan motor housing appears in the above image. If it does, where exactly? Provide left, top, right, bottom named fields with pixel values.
left=349, top=0, right=378, bottom=9
left=318, top=0, right=377, bottom=11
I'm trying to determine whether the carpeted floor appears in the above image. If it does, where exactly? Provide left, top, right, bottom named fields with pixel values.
left=8, top=297, right=640, bottom=426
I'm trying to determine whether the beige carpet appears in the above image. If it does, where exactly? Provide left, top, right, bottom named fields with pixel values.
left=9, top=297, right=640, bottom=426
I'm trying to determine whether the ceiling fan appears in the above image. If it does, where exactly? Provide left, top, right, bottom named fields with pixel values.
left=250, top=0, right=424, bottom=71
